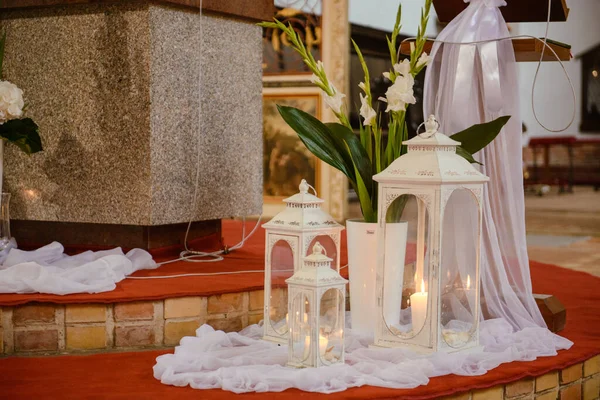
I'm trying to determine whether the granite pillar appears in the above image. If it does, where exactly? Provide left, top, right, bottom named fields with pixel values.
left=0, top=1, right=269, bottom=249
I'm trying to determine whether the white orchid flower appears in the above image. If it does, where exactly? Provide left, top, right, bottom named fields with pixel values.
left=393, top=59, right=411, bottom=77
left=381, top=73, right=416, bottom=113
left=416, top=52, right=430, bottom=69
left=359, top=93, right=377, bottom=126
left=323, top=88, right=346, bottom=115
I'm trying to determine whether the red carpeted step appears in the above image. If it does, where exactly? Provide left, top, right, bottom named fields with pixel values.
left=1, top=261, right=599, bottom=399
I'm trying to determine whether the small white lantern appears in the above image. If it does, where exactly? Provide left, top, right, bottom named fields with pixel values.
left=286, top=242, right=347, bottom=368
left=262, top=179, right=344, bottom=343
left=372, top=115, right=488, bottom=353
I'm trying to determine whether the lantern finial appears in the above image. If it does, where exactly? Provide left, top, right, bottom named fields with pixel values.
left=299, top=179, right=309, bottom=194
left=312, top=241, right=325, bottom=256
left=421, top=115, right=439, bottom=138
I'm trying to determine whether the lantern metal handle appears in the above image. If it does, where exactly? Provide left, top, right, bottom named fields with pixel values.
left=416, top=115, right=439, bottom=139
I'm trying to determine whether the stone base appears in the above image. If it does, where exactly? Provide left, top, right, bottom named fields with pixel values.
left=11, top=219, right=222, bottom=251
left=0, top=291, right=265, bottom=355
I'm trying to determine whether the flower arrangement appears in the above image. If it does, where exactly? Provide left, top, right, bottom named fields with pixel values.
left=0, top=31, right=42, bottom=155
left=259, top=1, right=509, bottom=223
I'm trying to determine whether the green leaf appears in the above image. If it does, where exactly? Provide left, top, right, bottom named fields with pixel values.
left=450, top=116, right=511, bottom=155
left=353, top=172, right=375, bottom=222
left=0, top=118, right=43, bottom=155
left=277, top=105, right=355, bottom=182
left=325, top=122, right=373, bottom=196
left=456, top=146, right=482, bottom=165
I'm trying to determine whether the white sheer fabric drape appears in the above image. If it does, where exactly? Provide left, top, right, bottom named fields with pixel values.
left=0, top=241, right=157, bottom=294
left=423, top=0, right=571, bottom=337
left=154, top=318, right=569, bottom=394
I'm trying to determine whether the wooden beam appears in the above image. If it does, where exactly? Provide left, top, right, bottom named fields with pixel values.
left=0, top=0, right=276, bottom=23
left=534, top=294, right=566, bottom=333
left=399, top=38, right=571, bottom=62
left=433, top=0, right=569, bottom=23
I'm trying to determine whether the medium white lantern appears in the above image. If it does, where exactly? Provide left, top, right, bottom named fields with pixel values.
left=372, top=115, right=488, bottom=353
left=286, top=242, right=347, bottom=368
left=262, top=179, right=344, bottom=343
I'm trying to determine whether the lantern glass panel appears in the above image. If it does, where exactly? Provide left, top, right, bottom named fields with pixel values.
left=306, top=235, right=337, bottom=270
left=289, top=292, right=311, bottom=363
left=319, top=288, right=344, bottom=365
left=440, top=189, right=479, bottom=348
left=269, top=240, right=294, bottom=335
left=383, top=194, right=430, bottom=338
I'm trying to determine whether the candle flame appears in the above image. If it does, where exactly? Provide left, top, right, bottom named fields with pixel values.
left=420, top=279, right=425, bottom=293
left=467, top=275, right=471, bottom=290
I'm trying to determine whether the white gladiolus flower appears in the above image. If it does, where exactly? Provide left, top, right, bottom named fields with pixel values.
left=0, top=81, right=24, bottom=124
left=416, top=52, right=430, bottom=69
left=324, top=90, right=346, bottom=114
left=310, top=74, right=319, bottom=84
left=380, top=73, right=416, bottom=112
left=382, top=72, right=391, bottom=80
left=358, top=81, right=366, bottom=91
left=315, top=60, right=325, bottom=74
left=359, top=93, right=377, bottom=126
left=393, top=59, right=411, bottom=77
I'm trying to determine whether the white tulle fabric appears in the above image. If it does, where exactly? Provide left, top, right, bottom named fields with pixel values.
left=0, top=241, right=157, bottom=294
left=423, top=1, right=572, bottom=341
left=154, top=317, right=570, bottom=394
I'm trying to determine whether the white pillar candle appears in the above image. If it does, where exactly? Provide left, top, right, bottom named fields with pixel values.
left=463, top=274, right=477, bottom=320
left=303, top=334, right=311, bottom=360
left=319, top=334, right=328, bottom=356
left=410, top=279, right=428, bottom=333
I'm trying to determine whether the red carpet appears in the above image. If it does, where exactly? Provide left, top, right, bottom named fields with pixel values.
left=0, top=221, right=599, bottom=399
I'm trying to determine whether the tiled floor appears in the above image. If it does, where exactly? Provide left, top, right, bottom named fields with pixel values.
left=525, top=186, right=600, bottom=277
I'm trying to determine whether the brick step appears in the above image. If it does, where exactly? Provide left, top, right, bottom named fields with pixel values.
left=1, top=345, right=598, bottom=399
left=1, top=289, right=269, bottom=355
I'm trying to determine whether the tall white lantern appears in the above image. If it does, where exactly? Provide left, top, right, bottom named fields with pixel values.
left=372, top=115, right=488, bottom=353
left=262, top=179, right=344, bottom=343
left=286, top=242, right=347, bottom=368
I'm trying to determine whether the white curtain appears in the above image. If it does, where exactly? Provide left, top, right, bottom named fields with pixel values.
left=423, top=0, right=570, bottom=337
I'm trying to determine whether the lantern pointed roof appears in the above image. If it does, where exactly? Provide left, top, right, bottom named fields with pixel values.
left=286, top=242, right=348, bottom=286
left=374, top=115, right=489, bottom=185
left=263, top=179, right=344, bottom=231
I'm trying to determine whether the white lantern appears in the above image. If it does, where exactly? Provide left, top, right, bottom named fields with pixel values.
left=262, top=179, right=344, bottom=343
left=372, top=115, right=488, bottom=353
left=286, top=242, right=347, bottom=368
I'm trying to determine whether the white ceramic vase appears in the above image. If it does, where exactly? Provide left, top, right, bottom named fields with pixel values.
left=346, top=219, right=407, bottom=336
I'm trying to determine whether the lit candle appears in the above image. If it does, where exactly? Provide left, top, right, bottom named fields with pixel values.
left=464, top=274, right=476, bottom=311
left=285, top=313, right=289, bottom=327
left=409, top=279, right=428, bottom=333
left=303, top=335, right=311, bottom=359
left=319, top=334, right=329, bottom=356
